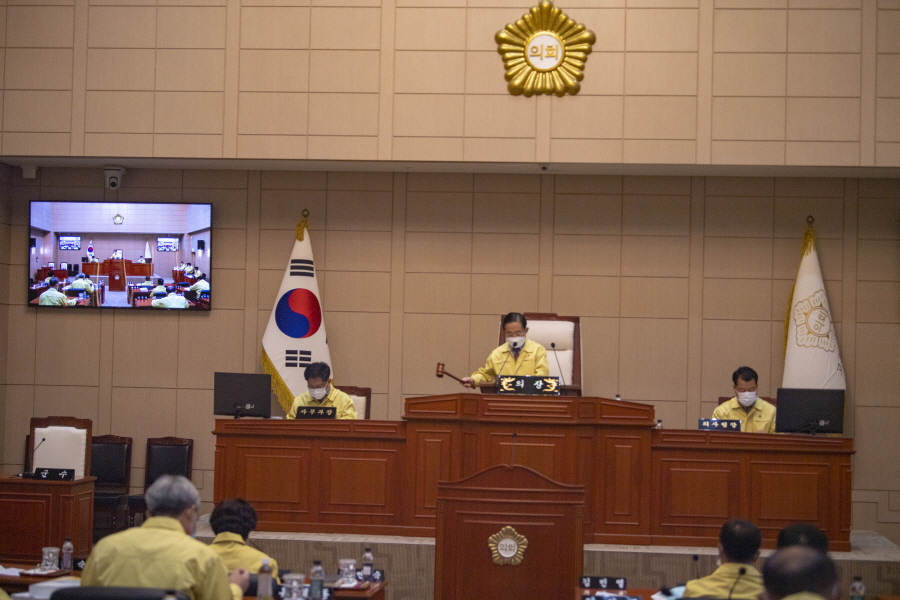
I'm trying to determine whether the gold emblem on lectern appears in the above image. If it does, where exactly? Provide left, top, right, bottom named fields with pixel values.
left=488, top=526, right=528, bottom=565
left=495, top=0, right=595, bottom=97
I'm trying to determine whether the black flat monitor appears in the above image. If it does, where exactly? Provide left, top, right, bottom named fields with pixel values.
left=775, top=388, right=845, bottom=434
left=214, top=372, right=273, bottom=419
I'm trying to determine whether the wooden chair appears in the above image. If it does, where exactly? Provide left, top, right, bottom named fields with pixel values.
left=127, top=437, right=193, bottom=526
left=29, top=416, right=92, bottom=479
left=91, top=435, right=132, bottom=539
left=493, top=313, right=582, bottom=396
left=335, top=386, right=372, bottom=420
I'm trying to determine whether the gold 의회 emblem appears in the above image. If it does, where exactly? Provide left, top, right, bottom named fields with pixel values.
left=495, top=0, right=595, bottom=97
left=488, top=526, right=528, bottom=565
left=792, top=289, right=838, bottom=352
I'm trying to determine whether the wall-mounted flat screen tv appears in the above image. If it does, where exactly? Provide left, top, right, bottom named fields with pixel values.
left=59, top=236, right=81, bottom=250
left=29, top=201, right=212, bottom=311
left=158, top=237, right=180, bottom=252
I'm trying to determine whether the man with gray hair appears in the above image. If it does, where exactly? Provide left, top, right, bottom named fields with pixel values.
left=81, top=475, right=249, bottom=600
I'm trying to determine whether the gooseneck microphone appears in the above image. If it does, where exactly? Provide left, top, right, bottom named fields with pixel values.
left=495, top=340, right=518, bottom=381
left=550, top=342, right=566, bottom=387
left=33, top=437, right=46, bottom=455
left=727, top=567, right=747, bottom=600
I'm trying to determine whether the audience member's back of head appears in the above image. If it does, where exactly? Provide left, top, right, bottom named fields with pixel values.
left=763, top=546, right=837, bottom=600
left=146, top=474, right=200, bottom=518
left=777, top=523, right=829, bottom=553
left=210, top=498, right=258, bottom=540
left=720, top=518, right=762, bottom=563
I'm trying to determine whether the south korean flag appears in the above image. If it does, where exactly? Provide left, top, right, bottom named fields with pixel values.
left=261, top=216, right=333, bottom=412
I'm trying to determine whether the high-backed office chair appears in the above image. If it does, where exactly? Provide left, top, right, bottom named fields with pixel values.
left=335, top=386, right=372, bottom=420
left=493, top=313, right=582, bottom=396
left=30, top=416, right=92, bottom=479
left=51, top=587, right=190, bottom=600
left=91, top=435, right=133, bottom=539
left=127, top=437, right=193, bottom=526
left=65, top=288, right=83, bottom=297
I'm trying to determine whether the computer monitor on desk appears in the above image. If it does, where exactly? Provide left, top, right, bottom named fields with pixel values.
left=775, top=388, right=845, bottom=434
left=214, top=372, right=273, bottom=419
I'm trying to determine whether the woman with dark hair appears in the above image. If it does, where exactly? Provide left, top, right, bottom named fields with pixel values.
left=209, top=498, right=280, bottom=582
left=461, top=312, right=549, bottom=388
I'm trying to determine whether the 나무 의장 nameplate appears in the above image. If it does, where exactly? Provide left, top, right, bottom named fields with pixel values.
left=497, top=375, right=561, bottom=395
left=293, top=406, right=337, bottom=419
left=698, top=418, right=742, bottom=431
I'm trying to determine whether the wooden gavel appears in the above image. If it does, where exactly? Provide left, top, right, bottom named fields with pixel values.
left=436, top=362, right=464, bottom=383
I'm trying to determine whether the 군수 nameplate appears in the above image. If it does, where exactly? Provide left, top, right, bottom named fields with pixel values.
left=698, top=418, right=741, bottom=431
left=294, top=407, right=337, bottom=419
left=497, top=375, right=561, bottom=395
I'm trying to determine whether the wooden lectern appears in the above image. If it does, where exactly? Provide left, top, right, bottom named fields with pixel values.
left=435, top=464, right=584, bottom=600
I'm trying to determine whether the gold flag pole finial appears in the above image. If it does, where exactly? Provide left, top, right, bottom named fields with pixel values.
left=296, top=209, right=310, bottom=242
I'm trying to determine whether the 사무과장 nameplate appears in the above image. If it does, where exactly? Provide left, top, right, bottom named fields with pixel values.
left=698, top=418, right=742, bottom=431
left=294, top=406, right=337, bottom=419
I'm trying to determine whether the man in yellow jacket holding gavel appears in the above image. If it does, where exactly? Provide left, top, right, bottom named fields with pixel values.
left=461, top=312, right=549, bottom=388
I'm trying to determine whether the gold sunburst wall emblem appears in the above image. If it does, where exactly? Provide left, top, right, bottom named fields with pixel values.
left=495, top=0, right=596, bottom=97
left=488, top=526, right=529, bottom=566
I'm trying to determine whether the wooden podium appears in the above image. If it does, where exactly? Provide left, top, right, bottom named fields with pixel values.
left=0, top=476, right=95, bottom=561
left=435, top=465, right=584, bottom=600
left=213, top=394, right=854, bottom=550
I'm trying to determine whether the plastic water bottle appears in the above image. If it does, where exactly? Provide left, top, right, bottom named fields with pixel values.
left=310, top=560, right=325, bottom=600
left=361, top=547, right=374, bottom=582
left=61, top=538, right=74, bottom=570
left=258, top=558, right=273, bottom=600
left=849, top=576, right=865, bottom=600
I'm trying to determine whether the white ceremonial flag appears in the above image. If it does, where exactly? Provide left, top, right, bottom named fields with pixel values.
left=782, top=218, right=845, bottom=389
left=262, top=215, right=332, bottom=412
left=144, top=240, right=152, bottom=261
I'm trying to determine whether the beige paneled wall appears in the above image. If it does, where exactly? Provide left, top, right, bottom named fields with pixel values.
left=2, top=1, right=899, bottom=166
left=2, top=168, right=900, bottom=542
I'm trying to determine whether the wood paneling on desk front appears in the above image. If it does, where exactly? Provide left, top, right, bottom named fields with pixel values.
left=0, top=476, right=95, bottom=561
left=213, top=395, right=853, bottom=550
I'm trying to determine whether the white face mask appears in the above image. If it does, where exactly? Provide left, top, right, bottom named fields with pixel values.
left=310, top=386, right=328, bottom=401
left=507, top=336, right=526, bottom=350
left=737, top=391, right=757, bottom=407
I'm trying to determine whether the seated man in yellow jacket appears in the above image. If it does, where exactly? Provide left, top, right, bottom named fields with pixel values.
left=209, top=498, right=279, bottom=583
left=81, top=475, right=249, bottom=600
left=287, top=362, right=358, bottom=420
left=762, top=545, right=838, bottom=600
left=683, top=519, right=764, bottom=599
left=461, top=312, right=549, bottom=388
left=712, top=366, right=776, bottom=433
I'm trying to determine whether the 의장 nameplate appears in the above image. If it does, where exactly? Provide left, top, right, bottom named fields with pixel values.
left=497, top=375, right=561, bottom=395
left=293, top=406, right=337, bottom=419
left=698, top=418, right=742, bottom=431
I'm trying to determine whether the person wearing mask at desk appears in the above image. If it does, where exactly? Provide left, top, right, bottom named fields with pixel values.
left=150, top=278, right=167, bottom=296
left=184, top=263, right=195, bottom=277
left=137, top=256, right=146, bottom=263
left=209, top=498, right=280, bottom=583
left=151, top=286, right=190, bottom=309
left=683, top=519, right=764, bottom=599
left=460, top=312, right=549, bottom=388
left=39, top=277, right=76, bottom=306
left=287, top=362, right=358, bottom=420
left=187, top=274, right=210, bottom=301
left=176, top=262, right=186, bottom=271
left=712, top=366, right=776, bottom=433
left=69, top=273, right=94, bottom=295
